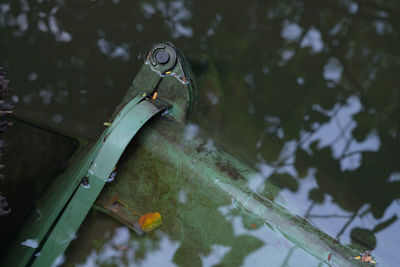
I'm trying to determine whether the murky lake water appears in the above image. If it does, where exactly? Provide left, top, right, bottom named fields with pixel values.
left=1, top=0, right=400, bottom=266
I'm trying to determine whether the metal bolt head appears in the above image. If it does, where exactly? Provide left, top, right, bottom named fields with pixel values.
left=155, top=50, right=170, bottom=64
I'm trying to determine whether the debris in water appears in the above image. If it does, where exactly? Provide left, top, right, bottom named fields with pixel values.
left=92, top=204, right=145, bottom=236
left=107, top=195, right=140, bottom=216
left=328, top=253, right=332, bottom=261
left=116, top=198, right=140, bottom=216
left=349, top=250, right=376, bottom=265
left=139, top=212, right=162, bottom=232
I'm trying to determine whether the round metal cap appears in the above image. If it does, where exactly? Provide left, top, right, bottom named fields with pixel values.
left=155, top=50, right=170, bottom=64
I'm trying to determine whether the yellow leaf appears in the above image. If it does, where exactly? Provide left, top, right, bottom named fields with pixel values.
left=139, top=212, right=162, bottom=232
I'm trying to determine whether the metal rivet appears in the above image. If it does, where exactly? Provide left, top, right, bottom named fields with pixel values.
left=155, top=50, right=170, bottom=64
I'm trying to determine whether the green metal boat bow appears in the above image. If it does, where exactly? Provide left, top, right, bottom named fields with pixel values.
left=2, top=43, right=187, bottom=267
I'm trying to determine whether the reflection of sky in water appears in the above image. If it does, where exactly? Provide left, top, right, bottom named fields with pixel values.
left=97, top=39, right=131, bottom=61
left=300, top=28, right=323, bottom=54
left=76, top=208, right=323, bottom=266
left=272, top=171, right=399, bottom=266
left=248, top=91, right=398, bottom=265
left=200, top=244, right=230, bottom=266
left=21, top=238, right=39, bottom=249
left=77, top=228, right=179, bottom=267
left=141, top=0, right=193, bottom=39
left=303, top=96, right=380, bottom=171
left=323, top=57, right=343, bottom=84
left=281, top=21, right=302, bottom=41
left=1, top=2, right=73, bottom=41
left=248, top=92, right=398, bottom=265
left=281, top=21, right=323, bottom=54
left=218, top=205, right=322, bottom=267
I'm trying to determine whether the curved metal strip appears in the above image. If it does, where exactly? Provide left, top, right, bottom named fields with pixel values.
left=31, top=99, right=167, bottom=267
left=106, top=93, right=146, bottom=134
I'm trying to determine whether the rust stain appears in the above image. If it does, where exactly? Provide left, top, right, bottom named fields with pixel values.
left=110, top=195, right=119, bottom=204
left=215, top=160, right=245, bottom=181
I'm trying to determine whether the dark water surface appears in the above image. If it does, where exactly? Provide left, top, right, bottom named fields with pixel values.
left=1, top=0, right=400, bottom=266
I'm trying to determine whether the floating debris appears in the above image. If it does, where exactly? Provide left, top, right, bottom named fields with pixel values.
left=92, top=204, right=145, bottom=236
left=328, top=253, right=332, bottom=261
left=349, top=251, right=376, bottom=265
left=139, top=212, right=162, bottom=232
left=114, top=198, right=140, bottom=216
left=97, top=196, right=161, bottom=234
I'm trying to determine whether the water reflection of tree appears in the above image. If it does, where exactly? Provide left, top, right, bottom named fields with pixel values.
left=2, top=0, right=400, bottom=265
left=218, top=0, right=398, bottom=259
left=192, top=0, right=400, bottom=263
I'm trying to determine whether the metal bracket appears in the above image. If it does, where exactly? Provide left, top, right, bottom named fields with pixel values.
left=114, top=43, right=197, bottom=124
